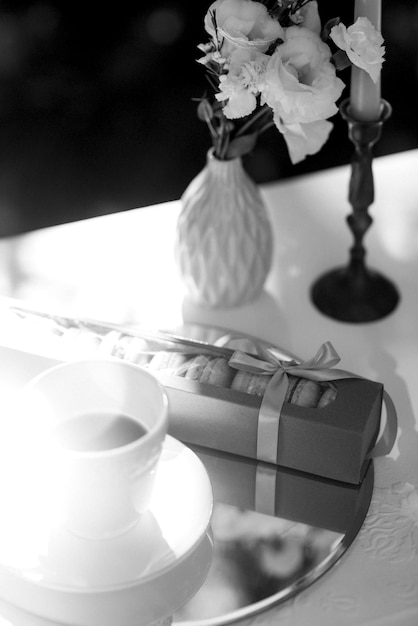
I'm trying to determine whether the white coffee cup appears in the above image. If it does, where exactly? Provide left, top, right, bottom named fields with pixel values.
left=20, top=358, right=168, bottom=539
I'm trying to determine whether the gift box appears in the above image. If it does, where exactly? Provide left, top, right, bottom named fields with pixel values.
left=189, top=444, right=374, bottom=534
left=0, top=301, right=393, bottom=484
left=158, top=371, right=382, bottom=484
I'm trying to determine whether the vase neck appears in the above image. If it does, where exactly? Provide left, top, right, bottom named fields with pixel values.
left=206, top=151, right=243, bottom=182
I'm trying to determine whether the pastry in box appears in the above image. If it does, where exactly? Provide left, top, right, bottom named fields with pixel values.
left=1, top=302, right=395, bottom=484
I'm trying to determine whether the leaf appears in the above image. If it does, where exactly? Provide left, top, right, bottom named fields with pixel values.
left=212, top=101, right=225, bottom=118
left=332, top=49, right=351, bottom=72
left=322, top=17, right=341, bottom=42
left=225, top=133, right=259, bottom=159
left=197, top=99, right=214, bottom=122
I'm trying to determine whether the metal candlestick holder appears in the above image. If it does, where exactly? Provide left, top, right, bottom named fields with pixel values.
left=311, top=98, right=399, bottom=323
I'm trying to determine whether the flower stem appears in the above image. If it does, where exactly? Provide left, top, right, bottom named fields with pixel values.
left=218, top=118, right=230, bottom=159
left=235, top=105, right=272, bottom=137
left=257, top=120, right=275, bottom=135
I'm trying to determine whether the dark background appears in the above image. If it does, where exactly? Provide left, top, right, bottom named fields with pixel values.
left=0, top=1, right=416, bottom=237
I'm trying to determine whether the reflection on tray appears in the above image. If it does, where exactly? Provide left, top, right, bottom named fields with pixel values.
left=174, top=446, right=373, bottom=624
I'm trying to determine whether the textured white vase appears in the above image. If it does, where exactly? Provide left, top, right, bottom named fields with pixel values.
left=175, top=150, right=273, bottom=308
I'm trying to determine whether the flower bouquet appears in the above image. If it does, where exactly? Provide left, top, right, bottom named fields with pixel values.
left=175, top=0, right=385, bottom=309
left=196, top=0, right=385, bottom=163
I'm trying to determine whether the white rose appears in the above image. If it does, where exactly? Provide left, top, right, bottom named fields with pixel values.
left=330, top=17, right=385, bottom=83
left=204, top=0, right=284, bottom=56
left=278, top=119, right=333, bottom=165
left=261, top=27, right=344, bottom=162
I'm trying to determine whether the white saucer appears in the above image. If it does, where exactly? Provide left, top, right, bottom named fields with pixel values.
left=0, top=436, right=214, bottom=626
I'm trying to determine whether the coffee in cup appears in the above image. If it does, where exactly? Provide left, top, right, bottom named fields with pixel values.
left=21, top=358, right=168, bottom=539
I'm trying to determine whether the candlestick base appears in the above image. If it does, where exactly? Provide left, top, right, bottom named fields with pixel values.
left=311, top=265, right=399, bottom=323
left=311, top=98, right=400, bottom=323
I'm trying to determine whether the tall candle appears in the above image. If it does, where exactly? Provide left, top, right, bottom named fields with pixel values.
left=350, top=0, right=382, bottom=121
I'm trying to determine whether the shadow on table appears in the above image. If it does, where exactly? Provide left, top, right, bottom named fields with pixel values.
left=365, top=326, right=417, bottom=479
left=181, top=289, right=290, bottom=350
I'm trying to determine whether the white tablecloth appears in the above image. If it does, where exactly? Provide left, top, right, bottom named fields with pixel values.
left=1, top=149, right=418, bottom=625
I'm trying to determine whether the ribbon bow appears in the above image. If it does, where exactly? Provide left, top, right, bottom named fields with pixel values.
left=228, top=341, right=397, bottom=465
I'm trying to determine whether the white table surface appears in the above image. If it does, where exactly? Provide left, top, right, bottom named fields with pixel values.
left=1, top=148, right=418, bottom=625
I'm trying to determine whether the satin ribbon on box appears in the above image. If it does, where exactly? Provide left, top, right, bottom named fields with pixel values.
left=228, top=341, right=397, bottom=465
